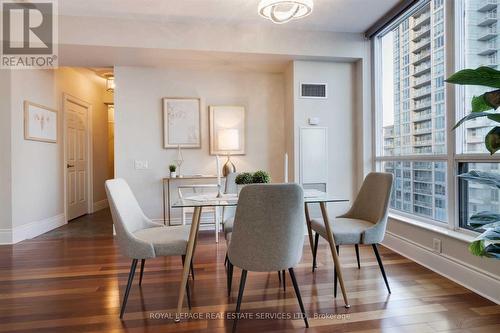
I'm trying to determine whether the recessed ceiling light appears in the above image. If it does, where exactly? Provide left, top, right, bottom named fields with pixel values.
left=258, top=0, right=313, bottom=24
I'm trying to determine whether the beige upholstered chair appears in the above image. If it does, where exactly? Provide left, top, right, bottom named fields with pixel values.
left=105, top=179, right=193, bottom=318
left=227, top=184, right=309, bottom=330
left=311, top=172, right=393, bottom=295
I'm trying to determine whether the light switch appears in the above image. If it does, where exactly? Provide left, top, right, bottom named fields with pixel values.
left=134, top=160, right=149, bottom=170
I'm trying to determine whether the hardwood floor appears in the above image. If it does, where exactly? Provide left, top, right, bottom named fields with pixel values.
left=0, top=210, right=498, bottom=333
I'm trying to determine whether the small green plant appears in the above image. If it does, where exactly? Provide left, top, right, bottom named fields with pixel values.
left=169, top=164, right=177, bottom=172
left=235, top=172, right=253, bottom=185
left=252, top=170, right=271, bottom=184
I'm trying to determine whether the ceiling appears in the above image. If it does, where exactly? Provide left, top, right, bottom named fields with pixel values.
left=59, top=0, right=400, bottom=33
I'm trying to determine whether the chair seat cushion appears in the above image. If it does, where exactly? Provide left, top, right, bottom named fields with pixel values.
left=133, top=226, right=189, bottom=257
left=224, top=217, right=234, bottom=236
left=310, top=218, right=374, bottom=245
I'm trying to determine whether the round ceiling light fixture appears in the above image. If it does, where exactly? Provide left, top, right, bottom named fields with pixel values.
left=258, top=0, right=313, bottom=24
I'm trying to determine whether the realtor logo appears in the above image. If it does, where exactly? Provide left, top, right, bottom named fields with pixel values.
left=1, top=0, right=58, bottom=68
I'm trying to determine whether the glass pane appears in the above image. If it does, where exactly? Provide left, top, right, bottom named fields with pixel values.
left=461, top=0, right=499, bottom=153
left=383, top=160, right=447, bottom=222
left=380, top=0, right=446, bottom=156
left=459, top=162, right=500, bottom=230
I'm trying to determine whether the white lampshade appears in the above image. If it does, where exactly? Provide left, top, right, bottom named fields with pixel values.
left=218, top=129, right=240, bottom=151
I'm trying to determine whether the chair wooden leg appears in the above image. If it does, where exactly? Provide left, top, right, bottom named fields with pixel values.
left=372, top=244, right=391, bottom=294
left=288, top=268, right=309, bottom=328
left=139, top=259, right=145, bottom=286
left=334, top=245, right=339, bottom=298
left=282, top=270, right=286, bottom=292
left=232, top=270, right=247, bottom=333
left=278, top=271, right=282, bottom=285
left=227, top=260, right=234, bottom=297
left=312, top=232, right=319, bottom=272
left=355, top=244, right=361, bottom=269
left=120, top=259, right=138, bottom=319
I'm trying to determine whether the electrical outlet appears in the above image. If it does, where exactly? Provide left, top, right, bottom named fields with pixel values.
left=134, top=160, right=149, bottom=170
left=432, top=238, right=442, bottom=253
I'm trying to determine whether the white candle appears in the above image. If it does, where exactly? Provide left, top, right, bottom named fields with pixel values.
left=216, top=155, right=221, bottom=186
left=284, top=153, right=289, bottom=183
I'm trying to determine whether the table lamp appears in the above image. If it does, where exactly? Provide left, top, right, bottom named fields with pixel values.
left=218, top=128, right=239, bottom=176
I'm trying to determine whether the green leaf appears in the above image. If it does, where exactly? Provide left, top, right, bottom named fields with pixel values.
left=458, top=170, right=500, bottom=189
left=472, top=94, right=495, bottom=112
left=475, top=228, right=500, bottom=242
left=446, top=67, right=500, bottom=88
left=485, top=126, right=500, bottom=154
left=480, top=221, right=500, bottom=230
left=469, top=240, right=485, bottom=256
left=484, top=244, right=500, bottom=259
left=452, top=112, right=500, bottom=130
left=484, top=89, right=500, bottom=109
left=469, top=211, right=500, bottom=229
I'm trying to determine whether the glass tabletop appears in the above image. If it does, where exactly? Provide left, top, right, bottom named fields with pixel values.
left=171, top=192, right=349, bottom=208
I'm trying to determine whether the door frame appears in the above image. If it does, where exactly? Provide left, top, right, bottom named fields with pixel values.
left=62, top=93, right=94, bottom=222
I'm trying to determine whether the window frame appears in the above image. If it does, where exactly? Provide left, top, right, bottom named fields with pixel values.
left=372, top=0, right=500, bottom=233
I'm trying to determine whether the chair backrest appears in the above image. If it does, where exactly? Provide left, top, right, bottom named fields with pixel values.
left=228, top=183, right=305, bottom=272
left=342, top=172, right=393, bottom=224
left=105, top=179, right=155, bottom=258
left=223, top=172, right=239, bottom=221
left=225, top=172, right=239, bottom=194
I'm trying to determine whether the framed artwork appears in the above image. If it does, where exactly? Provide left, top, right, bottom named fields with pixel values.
left=209, top=105, right=245, bottom=155
left=163, top=97, right=201, bottom=148
left=24, top=101, right=58, bottom=143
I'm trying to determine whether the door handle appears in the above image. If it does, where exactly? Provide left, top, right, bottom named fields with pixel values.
left=67, top=164, right=75, bottom=168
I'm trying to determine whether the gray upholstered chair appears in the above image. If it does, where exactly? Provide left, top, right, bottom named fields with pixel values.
left=227, top=184, right=309, bottom=330
left=105, top=179, right=193, bottom=318
left=311, top=172, right=393, bottom=295
left=222, top=172, right=238, bottom=239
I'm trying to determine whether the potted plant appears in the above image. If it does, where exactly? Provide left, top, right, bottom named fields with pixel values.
left=252, top=170, right=271, bottom=183
left=234, top=171, right=271, bottom=195
left=446, top=66, right=500, bottom=258
left=169, top=164, right=177, bottom=178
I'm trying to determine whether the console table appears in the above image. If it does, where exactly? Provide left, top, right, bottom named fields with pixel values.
left=162, top=175, right=223, bottom=225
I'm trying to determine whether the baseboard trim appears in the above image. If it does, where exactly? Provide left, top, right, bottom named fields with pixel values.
left=93, top=199, right=109, bottom=212
left=0, top=214, right=67, bottom=245
left=0, top=229, right=13, bottom=244
left=382, top=231, right=500, bottom=305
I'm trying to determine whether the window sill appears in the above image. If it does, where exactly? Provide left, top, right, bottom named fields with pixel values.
left=388, top=213, right=477, bottom=243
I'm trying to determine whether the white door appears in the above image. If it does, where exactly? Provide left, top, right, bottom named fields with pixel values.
left=66, top=98, right=89, bottom=220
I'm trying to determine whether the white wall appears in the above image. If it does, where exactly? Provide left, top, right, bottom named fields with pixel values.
left=0, top=70, right=12, bottom=236
left=114, top=66, right=285, bottom=221
left=290, top=61, right=357, bottom=216
left=2, top=68, right=110, bottom=243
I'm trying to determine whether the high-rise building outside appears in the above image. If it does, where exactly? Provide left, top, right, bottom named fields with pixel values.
left=383, top=0, right=447, bottom=222
left=382, top=0, right=500, bottom=224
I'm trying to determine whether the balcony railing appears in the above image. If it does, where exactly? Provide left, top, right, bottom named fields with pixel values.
left=413, top=13, right=431, bottom=28
left=479, top=11, right=498, bottom=26
left=478, top=0, right=497, bottom=12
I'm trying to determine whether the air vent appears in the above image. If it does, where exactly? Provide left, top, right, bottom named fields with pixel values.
left=300, top=83, right=327, bottom=99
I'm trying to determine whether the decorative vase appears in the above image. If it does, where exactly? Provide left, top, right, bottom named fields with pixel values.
left=170, top=171, right=177, bottom=178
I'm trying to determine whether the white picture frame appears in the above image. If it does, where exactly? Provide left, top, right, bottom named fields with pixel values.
left=24, top=101, right=58, bottom=143
left=209, top=105, right=246, bottom=155
left=163, top=97, right=201, bottom=149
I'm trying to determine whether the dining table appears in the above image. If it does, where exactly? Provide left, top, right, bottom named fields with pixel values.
left=171, top=190, right=350, bottom=322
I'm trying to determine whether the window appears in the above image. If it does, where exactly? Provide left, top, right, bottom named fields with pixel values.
left=459, top=163, right=500, bottom=231
left=375, top=0, right=500, bottom=231
left=378, top=1, right=447, bottom=222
